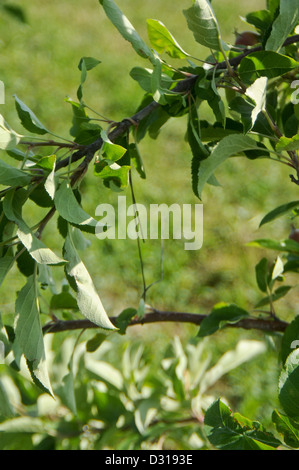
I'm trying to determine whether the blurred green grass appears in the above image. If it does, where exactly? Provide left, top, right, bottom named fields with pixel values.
left=0, top=0, right=298, bottom=424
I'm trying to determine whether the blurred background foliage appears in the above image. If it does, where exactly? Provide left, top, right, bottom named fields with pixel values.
left=0, top=0, right=297, bottom=449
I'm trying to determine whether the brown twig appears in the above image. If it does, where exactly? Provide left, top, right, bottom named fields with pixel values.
left=20, top=140, right=83, bottom=149
left=23, top=35, right=299, bottom=238
left=42, top=309, right=289, bottom=335
left=215, top=34, right=299, bottom=70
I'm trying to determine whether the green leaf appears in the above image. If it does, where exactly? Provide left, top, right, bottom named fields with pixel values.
left=54, top=181, right=102, bottom=233
left=204, top=398, right=232, bottom=428
left=86, top=332, right=107, bottom=352
left=196, top=80, right=225, bottom=125
left=245, top=10, right=272, bottom=33
left=0, top=114, right=22, bottom=150
left=255, top=257, right=268, bottom=293
left=281, top=316, right=299, bottom=364
left=272, top=409, right=299, bottom=448
left=3, top=189, right=66, bottom=265
left=101, top=130, right=127, bottom=162
left=66, top=98, right=91, bottom=139
left=94, top=160, right=130, bottom=189
left=115, top=308, right=137, bottom=335
left=198, top=303, right=249, bottom=337
left=78, top=56, right=101, bottom=72
left=279, top=350, right=299, bottom=419
left=50, top=292, right=78, bottom=310
left=146, top=19, right=189, bottom=59
left=14, top=95, right=49, bottom=135
left=276, top=135, right=299, bottom=152
left=254, top=285, right=292, bottom=308
left=266, top=0, right=299, bottom=52
left=0, top=159, right=31, bottom=188
left=15, top=275, right=54, bottom=396
left=183, top=0, right=226, bottom=52
left=150, top=56, right=169, bottom=104
left=247, top=238, right=299, bottom=254
left=127, top=142, right=145, bottom=179
left=16, top=243, right=35, bottom=277
left=6, top=147, right=35, bottom=162
left=0, top=379, right=15, bottom=418
left=29, top=183, right=53, bottom=208
left=196, top=134, right=264, bottom=198
left=205, top=399, right=281, bottom=450
left=188, top=108, right=210, bottom=198
left=35, top=155, right=57, bottom=200
left=129, top=66, right=172, bottom=93
left=99, top=0, right=155, bottom=63
left=0, top=255, right=14, bottom=288
left=77, top=57, right=101, bottom=102
left=56, top=356, right=77, bottom=415
left=239, top=51, right=299, bottom=83
left=267, top=0, right=280, bottom=17
left=2, top=4, right=27, bottom=23
left=259, top=200, right=299, bottom=226
left=63, top=227, right=117, bottom=330
left=35, top=154, right=56, bottom=171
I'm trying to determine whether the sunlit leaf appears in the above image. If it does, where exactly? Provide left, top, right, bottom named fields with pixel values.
left=3, top=189, right=65, bottom=265
left=14, top=95, right=49, bottom=135
left=63, top=227, right=117, bottom=330
left=183, top=0, right=226, bottom=51
left=147, top=19, right=189, bottom=59
left=99, top=0, right=155, bottom=62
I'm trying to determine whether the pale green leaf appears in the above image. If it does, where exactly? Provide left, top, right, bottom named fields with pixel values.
left=200, top=340, right=266, bottom=393
left=54, top=181, right=103, bottom=233
left=146, top=19, right=189, bottom=58
left=3, top=189, right=65, bottom=265
left=0, top=114, right=22, bottom=150
left=245, top=77, right=267, bottom=129
left=279, top=350, right=299, bottom=418
left=63, top=228, right=117, bottom=330
left=99, top=0, right=155, bottom=63
left=272, top=255, right=284, bottom=280
left=14, top=95, right=49, bottom=135
left=266, top=0, right=299, bottom=52
left=0, top=159, right=31, bottom=187
left=15, top=275, right=54, bottom=396
left=0, top=255, right=14, bottom=288
left=183, top=0, right=226, bottom=51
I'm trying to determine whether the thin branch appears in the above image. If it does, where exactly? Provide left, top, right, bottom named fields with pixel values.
left=215, top=34, right=299, bottom=70
left=20, top=140, right=83, bottom=149
left=54, top=78, right=196, bottom=172
left=20, top=35, right=299, bottom=239
left=42, top=309, right=289, bottom=335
